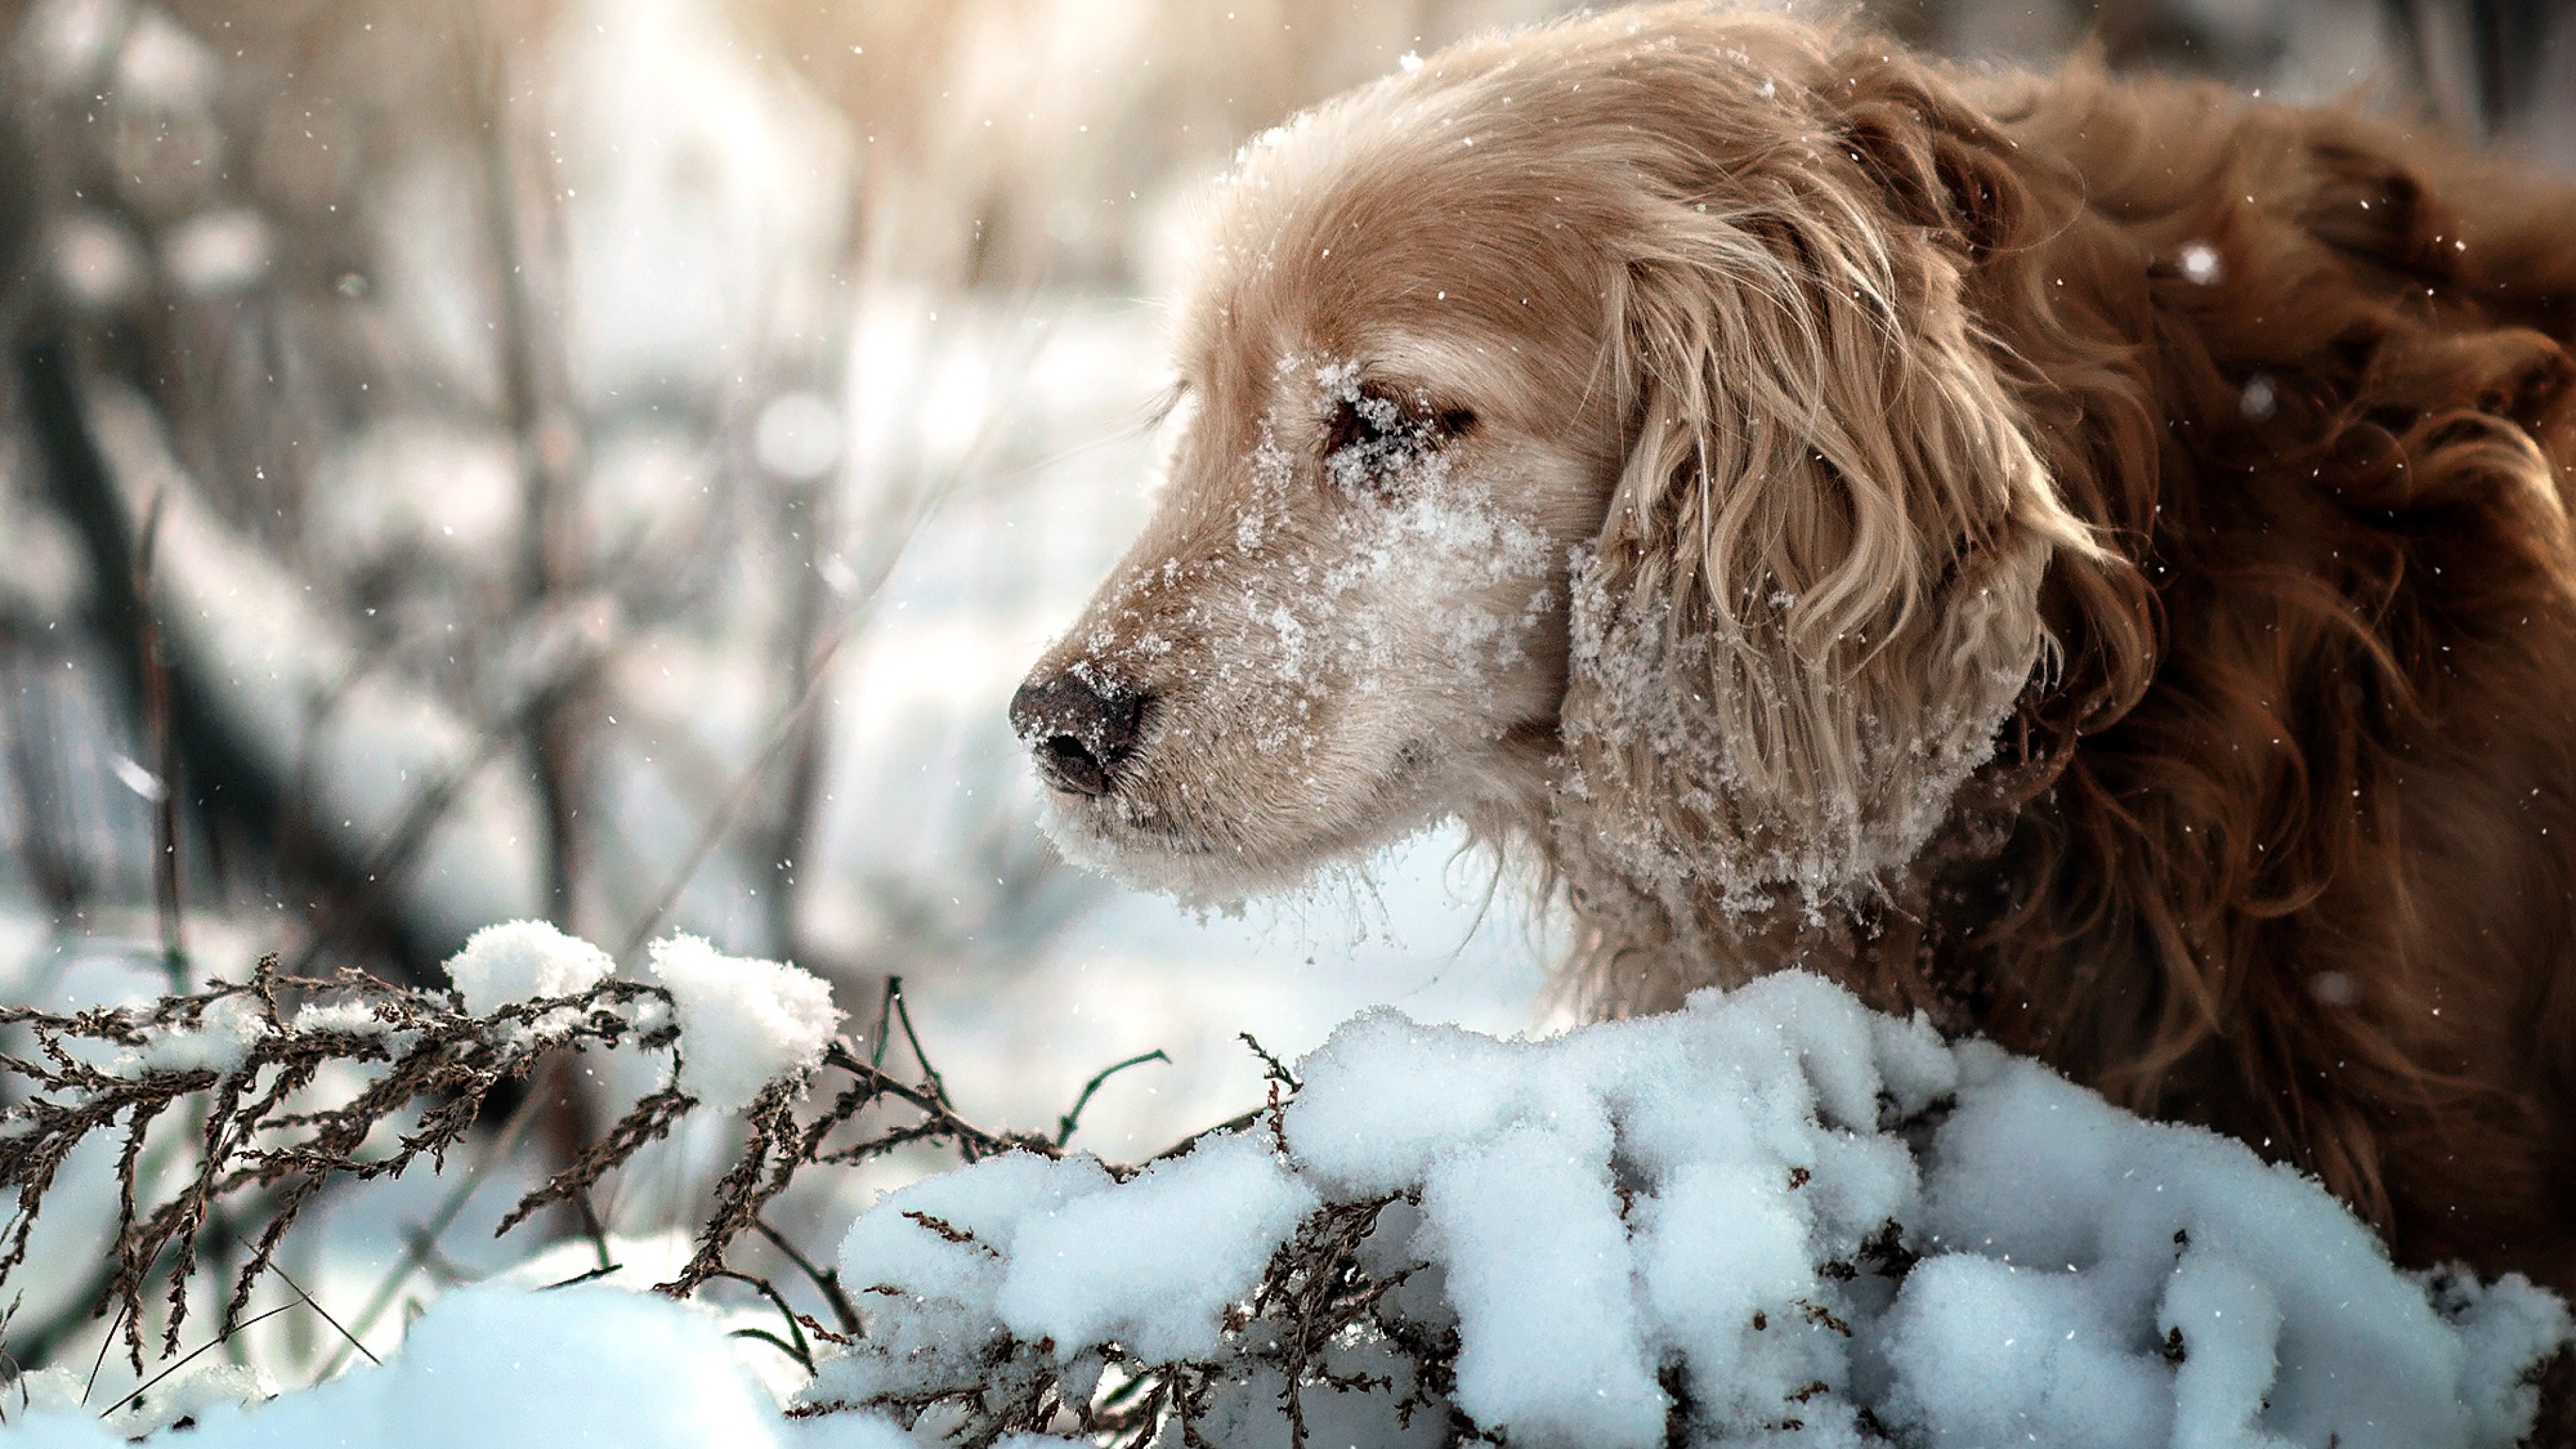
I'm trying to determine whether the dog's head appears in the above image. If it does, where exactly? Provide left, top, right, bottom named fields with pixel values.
left=1013, top=7, right=2114, bottom=923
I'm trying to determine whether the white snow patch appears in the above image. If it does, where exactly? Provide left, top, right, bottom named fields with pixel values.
left=999, top=1132, right=1318, bottom=1362
left=3, top=1284, right=803, bottom=1449
left=1424, top=1119, right=1666, bottom=1446
left=442, top=918, right=615, bottom=1016
left=828, top=1150, right=1118, bottom=1406
left=108, top=1362, right=276, bottom=1438
left=822, top=1134, right=1316, bottom=1407
left=647, top=933, right=843, bottom=1113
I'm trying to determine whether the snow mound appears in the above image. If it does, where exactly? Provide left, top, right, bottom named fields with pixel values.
left=442, top=918, right=614, bottom=1015
left=1, top=1283, right=847, bottom=1449
left=999, top=1132, right=1320, bottom=1362
left=813, top=972, right=2568, bottom=1449
left=647, top=932, right=844, bottom=1113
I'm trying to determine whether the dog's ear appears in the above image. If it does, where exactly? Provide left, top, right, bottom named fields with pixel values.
left=1558, top=93, right=2112, bottom=928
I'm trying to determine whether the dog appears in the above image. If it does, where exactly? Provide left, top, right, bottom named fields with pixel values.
left=1010, top=1, right=2576, bottom=1301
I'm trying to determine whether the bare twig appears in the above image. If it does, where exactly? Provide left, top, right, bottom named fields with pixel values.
left=889, top=979, right=950, bottom=1112
left=868, top=977, right=898, bottom=1070
left=99, top=1303, right=295, bottom=1419
left=78, top=1301, right=125, bottom=1405
left=1055, top=1050, right=1170, bottom=1148
left=753, top=1218, right=861, bottom=1340
left=1238, top=1032, right=1301, bottom=1091
left=268, top=1266, right=377, bottom=1368
left=0, top=932, right=1303, bottom=1445
left=710, top=1267, right=812, bottom=1372
left=495, top=1088, right=693, bottom=1239
left=537, top=1263, right=625, bottom=1291
left=316, top=1084, right=549, bottom=1380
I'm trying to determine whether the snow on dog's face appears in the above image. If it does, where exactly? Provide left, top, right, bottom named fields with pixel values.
left=1012, top=321, right=1610, bottom=896
left=1015, top=10, right=2106, bottom=918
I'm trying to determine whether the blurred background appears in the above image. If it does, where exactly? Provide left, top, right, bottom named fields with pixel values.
left=0, top=0, right=2570, bottom=1399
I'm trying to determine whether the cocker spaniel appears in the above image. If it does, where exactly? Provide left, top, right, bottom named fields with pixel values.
left=1010, top=2, right=2576, bottom=1305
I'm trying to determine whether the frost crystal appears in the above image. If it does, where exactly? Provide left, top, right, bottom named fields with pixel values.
left=128, top=992, right=272, bottom=1074
left=646, top=934, right=843, bottom=1114
left=288, top=999, right=392, bottom=1035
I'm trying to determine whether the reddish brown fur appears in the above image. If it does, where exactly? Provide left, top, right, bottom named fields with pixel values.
left=1018, top=4, right=2576, bottom=1309
left=1888, top=54, right=2576, bottom=1291
left=1555, top=11, right=2576, bottom=1291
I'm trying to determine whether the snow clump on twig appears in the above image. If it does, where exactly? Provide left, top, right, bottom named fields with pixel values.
left=443, top=918, right=616, bottom=1014
left=439, top=921, right=842, bottom=1114
left=647, top=932, right=844, bottom=1114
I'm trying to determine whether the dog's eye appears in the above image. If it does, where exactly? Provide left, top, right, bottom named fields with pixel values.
left=1322, top=382, right=1474, bottom=492
left=1323, top=384, right=1404, bottom=458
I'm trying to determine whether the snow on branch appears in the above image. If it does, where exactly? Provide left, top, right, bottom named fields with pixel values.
left=810, top=973, right=2571, bottom=1449
left=0, top=944, right=674, bottom=1372
left=0, top=920, right=1036, bottom=1385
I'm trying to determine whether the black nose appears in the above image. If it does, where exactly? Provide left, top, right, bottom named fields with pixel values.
left=1010, top=669, right=1150, bottom=797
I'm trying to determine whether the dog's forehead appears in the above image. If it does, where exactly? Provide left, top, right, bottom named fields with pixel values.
left=1183, top=207, right=1532, bottom=368
left=1178, top=164, right=1603, bottom=423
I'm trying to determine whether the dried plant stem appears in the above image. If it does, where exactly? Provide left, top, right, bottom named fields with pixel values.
left=0, top=936, right=1220, bottom=1437
left=753, top=1217, right=861, bottom=1339
left=268, top=1265, right=377, bottom=1368
left=131, top=488, right=185, bottom=988
left=0, top=962, right=678, bottom=1373
left=1055, top=1050, right=1170, bottom=1148
left=314, top=1079, right=550, bottom=1381
left=100, top=1303, right=295, bottom=1419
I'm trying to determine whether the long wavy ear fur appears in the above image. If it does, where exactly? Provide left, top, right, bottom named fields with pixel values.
left=1554, top=48, right=2108, bottom=987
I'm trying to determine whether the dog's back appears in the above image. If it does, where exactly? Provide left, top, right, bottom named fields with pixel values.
left=1939, top=64, right=2576, bottom=1287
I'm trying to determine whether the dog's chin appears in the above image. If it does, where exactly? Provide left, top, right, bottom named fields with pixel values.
left=1031, top=743, right=1456, bottom=904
